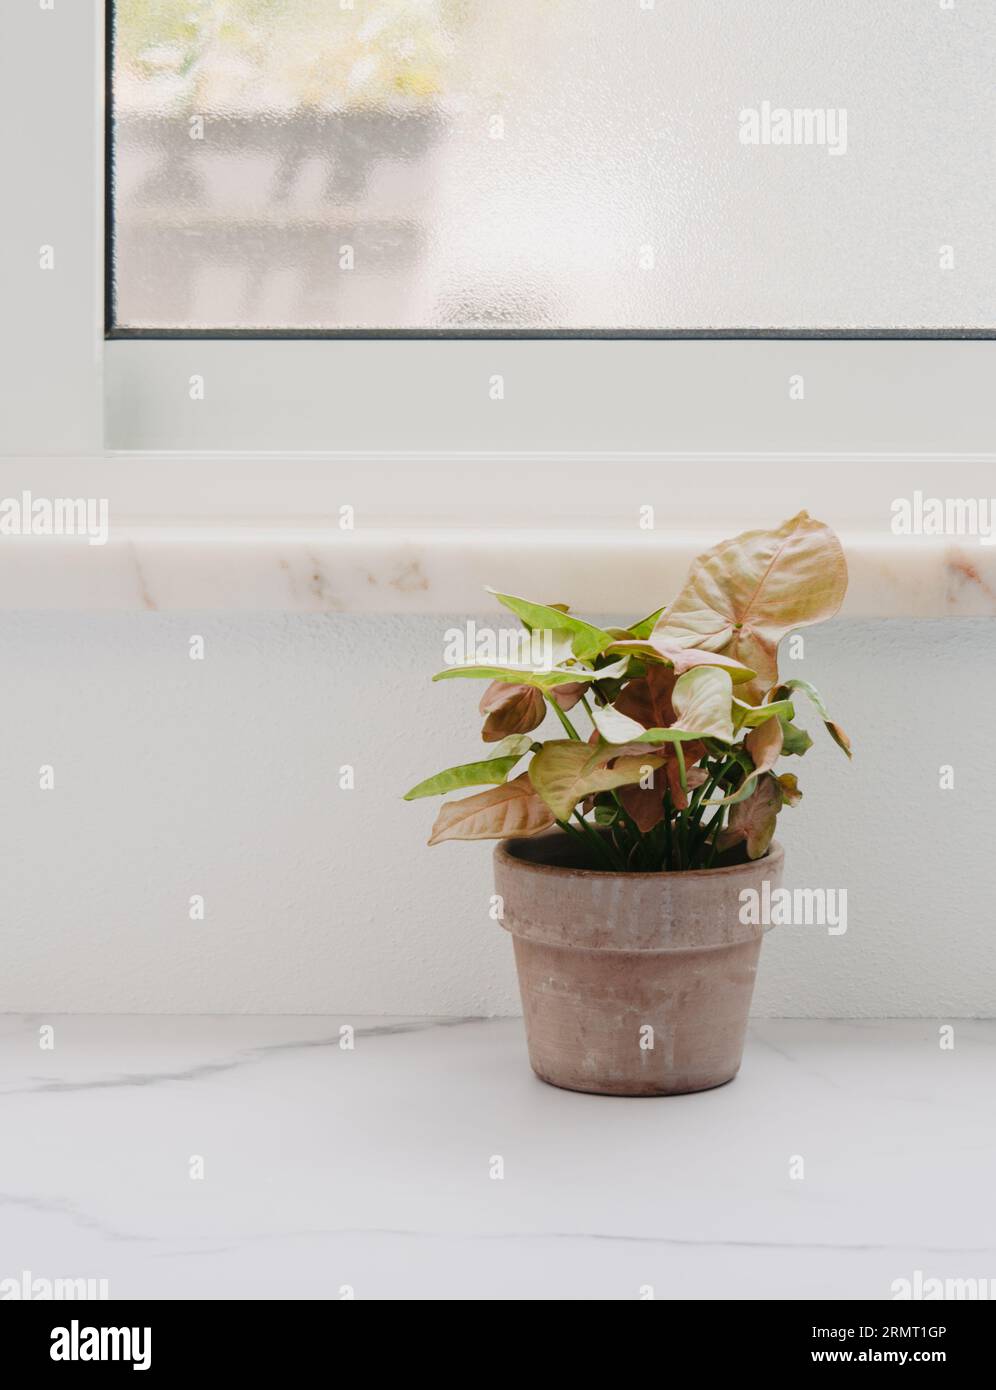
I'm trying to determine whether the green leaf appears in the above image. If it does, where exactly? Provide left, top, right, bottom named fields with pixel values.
left=610, top=726, right=712, bottom=750
left=778, top=717, right=814, bottom=756
left=434, top=664, right=596, bottom=692
left=528, top=741, right=664, bottom=820
left=487, top=589, right=615, bottom=662
left=403, top=735, right=533, bottom=800
left=627, top=605, right=667, bottom=640
left=773, top=678, right=852, bottom=758
left=733, top=697, right=795, bottom=729
left=433, top=653, right=630, bottom=694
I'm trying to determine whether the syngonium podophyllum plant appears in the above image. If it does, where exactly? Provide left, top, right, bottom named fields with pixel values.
left=405, top=513, right=851, bottom=872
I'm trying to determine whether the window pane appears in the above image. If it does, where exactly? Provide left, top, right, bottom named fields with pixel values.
left=110, top=0, right=996, bottom=333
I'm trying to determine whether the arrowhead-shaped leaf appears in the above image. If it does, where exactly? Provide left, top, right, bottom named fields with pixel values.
left=743, top=714, right=784, bottom=785
left=653, top=513, right=847, bottom=699
left=528, top=741, right=664, bottom=821
left=617, top=753, right=708, bottom=827
left=626, top=605, right=667, bottom=640
left=428, top=772, right=555, bottom=844
left=719, top=772, right=783, bottom=859
left=435, top=663, right=601, bottom=692
left=487, top=589, right=615, bottom=662
left=404, top=736, right=533, bottom=800
left=605, top=638, right=757, bottom=684
left=671, top=666, right=735, bottom=742
left=614, top=665, right=678, bottom=730
left=478, top=681, right=546, bottom=741
left=733, top=697, right=794, bottom=728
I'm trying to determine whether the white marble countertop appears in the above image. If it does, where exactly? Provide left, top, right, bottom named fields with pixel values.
left=2, top=1016, right=993, bottom=1301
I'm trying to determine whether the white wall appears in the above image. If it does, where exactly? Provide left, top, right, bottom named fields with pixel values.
left=2, top=611, right=992, bottom=1017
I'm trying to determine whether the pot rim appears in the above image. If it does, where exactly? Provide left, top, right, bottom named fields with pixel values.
left=494, top=833, right=783, bottom=883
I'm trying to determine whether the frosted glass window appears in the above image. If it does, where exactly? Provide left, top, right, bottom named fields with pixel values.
left=109, top=0, right=996, bottom=334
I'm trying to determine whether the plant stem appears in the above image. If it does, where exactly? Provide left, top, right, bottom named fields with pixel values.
left=574, top=809, right=623, bottom=871
left=546, top=696, right=582, bottom=741
left=688, top=754, right=741, bottom=860
left=609, top=790, right=639, bottom=840
left=705, top=806, right=727, bottom=868
left=555, top=817, right=590, bottom=852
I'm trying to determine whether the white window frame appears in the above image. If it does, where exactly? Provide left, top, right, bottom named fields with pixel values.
left=1, top=1, right=994, bottom=613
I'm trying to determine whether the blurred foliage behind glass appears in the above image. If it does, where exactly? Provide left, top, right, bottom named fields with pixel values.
left=114, top=0, right=472, bottom=112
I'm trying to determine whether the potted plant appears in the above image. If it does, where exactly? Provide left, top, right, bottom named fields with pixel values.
left=405, top=513, right=850, bottom=1096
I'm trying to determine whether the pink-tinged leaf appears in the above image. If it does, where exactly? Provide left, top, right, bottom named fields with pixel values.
left=478, top=681, right=546, bottom=742
left=606, top=638, right=756, bottom=685
left=550, top=682, right=586, bottom=711
left=655, top=643, right=757, bottom=681
left=711, top=712, right=785, bottom=810
left=614, top=665, right=678, bottom=729
left=617, top=785, right=664, bottom=831
left=718, top=773, right=783, bottom=860
left=671, top=667, right=735, bottom=742
left=653, top=513, right=848, bottom=699
left=667, top=751, right=708, bottom=811
left=606, top=755, right=672, bottom=830
left=826, top=721, right=852, bottom=757
left=745, top=715, right=784, bottom=778
left=616, top=780, right=665, bottom=833
left=611, top=742, right=707, bottom=820
left=428, top=773, right=555, bottom=845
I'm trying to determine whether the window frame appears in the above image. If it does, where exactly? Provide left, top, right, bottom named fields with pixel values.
left=0, top=0, right=993, bottom=618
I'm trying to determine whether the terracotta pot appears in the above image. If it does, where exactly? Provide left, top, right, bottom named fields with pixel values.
left=493, top=831, right=783, bottom=1097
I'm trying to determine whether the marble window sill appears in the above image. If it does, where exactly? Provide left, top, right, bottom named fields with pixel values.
left=0, top=524, right=994, bottom=614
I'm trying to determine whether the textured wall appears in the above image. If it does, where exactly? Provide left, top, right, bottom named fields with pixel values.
left=1, top=612, right=992, bottom=1016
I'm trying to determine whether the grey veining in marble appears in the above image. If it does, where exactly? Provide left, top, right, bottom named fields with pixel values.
left=1, top=1017, right=994, bottom=1300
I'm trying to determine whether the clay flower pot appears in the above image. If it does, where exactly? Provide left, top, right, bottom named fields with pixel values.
left=493, top=831, right=784, bottom=1097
